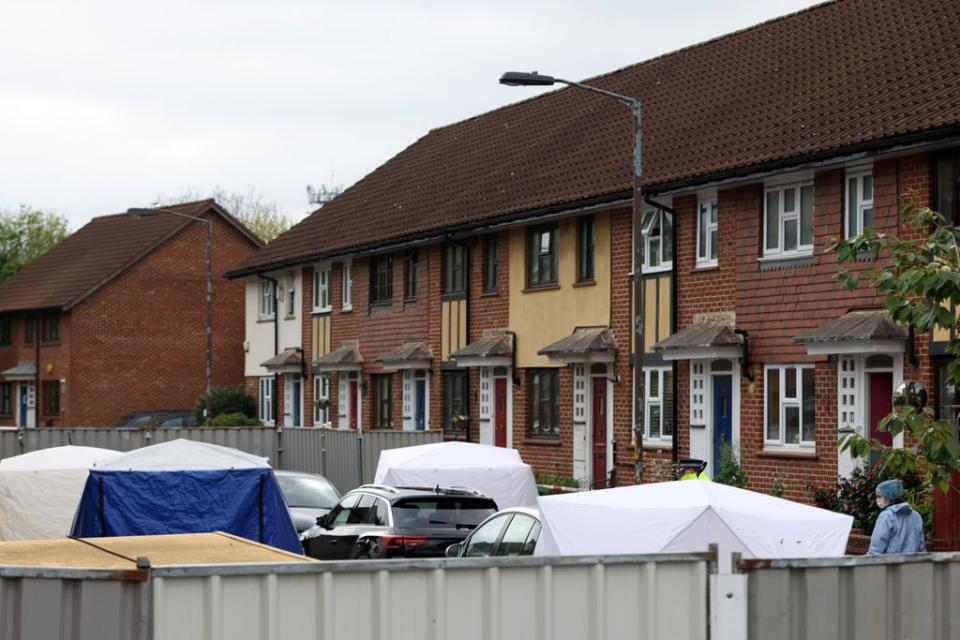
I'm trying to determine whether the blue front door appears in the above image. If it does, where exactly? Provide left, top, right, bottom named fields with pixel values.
left=712, top=375, right=733, bottom=473
left=18, top=384, right=27, bottom=428
left=293, top=378, right=301, bottom=426
left=414, top=379, right=426, bottom=430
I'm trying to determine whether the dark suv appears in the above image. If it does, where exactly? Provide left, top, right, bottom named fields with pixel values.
left=299, top=485, right=498, bottom=560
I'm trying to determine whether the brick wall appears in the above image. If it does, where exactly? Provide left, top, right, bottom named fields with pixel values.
left=0, top=312, right=71, bottom=427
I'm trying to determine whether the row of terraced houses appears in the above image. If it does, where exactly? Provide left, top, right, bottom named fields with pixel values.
left=228, top=0, right=960, bottom=521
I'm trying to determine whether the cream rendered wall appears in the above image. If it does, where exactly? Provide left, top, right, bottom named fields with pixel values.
left=508, top=211, right=611, bottom=368
left=243, top=269, right=303, bottom=377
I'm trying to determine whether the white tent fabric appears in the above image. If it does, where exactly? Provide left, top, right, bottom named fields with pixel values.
left=0, top=445, right=121, bottom=540
left=373, top=441, right=539, bottom=509
left=537, top=481, right=852, bottom=572
left=94, top=439, right=269, bottom=471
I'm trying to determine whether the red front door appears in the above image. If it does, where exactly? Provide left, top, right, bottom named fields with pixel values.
left=592, top=378, right=607, bottom=485
left=494, top=378, right=507, bottom=447
left=869, top=372, right=894, bottom=447
left=349, top=381, right=358, bottom=430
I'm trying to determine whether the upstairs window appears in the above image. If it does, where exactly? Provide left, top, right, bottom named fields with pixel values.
left=444, top=244, right=467, bottom=295
left=577, top=215, right=595, bottom=282
left=370, top=255, right=393, bottom=306
left=342, top=261, right=353, bottom=310
left=697, top=197, right=718, bottom=267
left=24, top=317, right=35, bottom=344
left=285, top=273, right=296, bottom=317
left=483, top=236, right=498, bottom=293
left=40, top=312, right=60, bottom=343
left=527, top=224, right=558, bottom=287
left=642, top=209, right=672, bottom=271
left=934, top=151, right=960, bottom=226
left=845, top=167, right=874, bottom=238
left=404, top=250, right=418, bottom=301
left=765, top=365, right=816, bottom=448
left=764, top=183, right=814, bottom=257
left=313, top=266, right=331, bottom=313
left=260, top=281, right=276, bottom=319
left=0, top=316, right=10, bottom=346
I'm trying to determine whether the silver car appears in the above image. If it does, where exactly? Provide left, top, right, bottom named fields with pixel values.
left=275, top=470, right=341, bottom=533
left=445, top=506, right=540, bottom=558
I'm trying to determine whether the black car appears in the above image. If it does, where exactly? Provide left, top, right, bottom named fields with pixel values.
left=112, top=411, right=198, bottom=430
left=300, top=485, right=498, bottom=560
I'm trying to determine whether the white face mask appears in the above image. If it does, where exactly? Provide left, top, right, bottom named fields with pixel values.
left=876, top=497, right=888, bottom=509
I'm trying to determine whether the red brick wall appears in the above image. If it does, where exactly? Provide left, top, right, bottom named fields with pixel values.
left=65, top=212, right=256, bottom=426
left=0, top=312, right=70, bottom=427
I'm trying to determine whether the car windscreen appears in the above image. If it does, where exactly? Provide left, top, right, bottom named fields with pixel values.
left=277, top=476, right=340, bottom=509
left=392, top=497, right=497, bottom=530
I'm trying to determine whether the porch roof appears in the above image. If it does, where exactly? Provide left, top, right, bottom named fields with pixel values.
left=0, top=361, right=37, bottom=381
left=260, top=348, right=303, bottom=373
left=377, top=341, right=433, bottom=370
left=793, top=310, right=907, bottom=355
left=652, top=322, right=743, bottom=361
left=538, top=327, right=618, bottom=364
left=312, top=341, right=364, bottom=373
left=450, top=330, right=513, bottom=367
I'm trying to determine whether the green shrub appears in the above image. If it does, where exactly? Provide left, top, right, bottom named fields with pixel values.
left=807, top=464, right=926, bottom=534
left=195, top=385, right=257, bottom=424
left=714, top=441, right=748, bottom=488
left=210, top=412, right=261, bottom=427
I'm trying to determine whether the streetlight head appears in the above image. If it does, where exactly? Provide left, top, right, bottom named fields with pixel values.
left=126, top=207, right=160, bottom=218
left=499, top=71, right=556, bottom=87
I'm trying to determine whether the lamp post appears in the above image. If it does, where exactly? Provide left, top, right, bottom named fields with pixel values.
left=499, top=71, right=647, bottom=483
left=128, top=207, right=214, bottom=427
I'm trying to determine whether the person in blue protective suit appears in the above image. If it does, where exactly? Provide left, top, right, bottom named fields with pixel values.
left=867, top=479, right=926, bottom=555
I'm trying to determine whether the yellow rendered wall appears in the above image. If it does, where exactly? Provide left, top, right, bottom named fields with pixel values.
left=312, top=315, right=331, bottom=360
left=441, top=298, right=468, bottom=361
left=508, top=211, right=611, bottom=368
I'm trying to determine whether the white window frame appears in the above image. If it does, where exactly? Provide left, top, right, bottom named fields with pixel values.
left=259, top=281, right=275, bottom=319
left=696, top=196, right=718, bottom=267
left=644, top=367, right=672, bottom=441
left=845, top=166, right=874, bottom=239
left=285, top=272, right=296, bottom=318
left=313, top=265, right=331, bottom=313
left=641, top=209, right=673, bottom=273
left=342, top=261, right=353, bottom=311
left=258, top=377, right=274, bottom=425
left=763, top=364, right=816, bottom=448
left=763, top=182, right=814, bottom=257
left=314, top=374, right=330, bottom=426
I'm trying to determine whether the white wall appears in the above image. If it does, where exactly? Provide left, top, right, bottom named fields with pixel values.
left=243, top=269, right=303, bottom=378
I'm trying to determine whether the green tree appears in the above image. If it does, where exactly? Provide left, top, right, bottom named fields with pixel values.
left=157, top=186, right=298, bottom=242
left=0, top=206, right=70, bottom=283
left=832, top=202, right=960, bottom=491
left=194, top=386, right=258, bottom=424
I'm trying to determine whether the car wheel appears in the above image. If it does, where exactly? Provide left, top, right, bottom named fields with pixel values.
left=351, top=549, right=372, bottom=560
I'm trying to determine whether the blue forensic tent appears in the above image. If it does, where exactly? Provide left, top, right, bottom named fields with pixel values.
left=70, top=439, right=301, bottom=554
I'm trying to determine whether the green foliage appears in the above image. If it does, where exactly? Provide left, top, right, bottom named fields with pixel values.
left=534, top=472, right=579, bottom=488
left=195, top=385, right=258, bottom=424
left=210, top=412, right=261, bottom=427
left=808, top=464, right=927, bottom=534
left=157, top=186, right=298, bottom=242
left=831, top=201, right=960, bottom=492
left=0, top=206, right=70, bottom=283
left=770, top=469, right=791, bottom=498
left=713, top=441, right=748, bottom=488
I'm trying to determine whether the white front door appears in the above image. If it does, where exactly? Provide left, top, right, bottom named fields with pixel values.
left=284, top=373, right=303, bottom=427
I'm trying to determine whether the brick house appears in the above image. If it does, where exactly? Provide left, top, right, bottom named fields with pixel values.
left=230, top=0, right=960, bottom=526
left=0, top=200, right=261, bottom=427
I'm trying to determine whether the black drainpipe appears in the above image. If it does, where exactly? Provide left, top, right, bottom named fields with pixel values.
left=259, top=274, right=280, bottom=426
left=907, top=325, right=919, bottom=368
left=643, top=195, right=679, bottom=471
left=734, top=329, right=755, bottom=382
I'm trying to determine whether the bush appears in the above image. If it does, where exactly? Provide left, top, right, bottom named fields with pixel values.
left=194, top=385, right=258, bottom=424
left=807, top=464, right=926, bottom=534
left=210, top=412, right=261, bottom=427
left=714, top=441, right=748, bottom=488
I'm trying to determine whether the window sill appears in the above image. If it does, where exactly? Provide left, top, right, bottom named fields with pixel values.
left=693, top=263, right=719, bottom=272
left=641, top=265, right=672, bottom=276
left=524, top=436, right=562, bottom=447
left=757, top=448, right=818, bottom=460
left=257, top=317, right=276, bottom=323
left=403, top=298, right=417, bottom=308
left=311, top=309, right=331, bottom=316
left=369, top=303, right=392, bottom=312
left=757, top=253, right=815, bottom=271
left=340, top=306, right=353, bottom=314
left=642, top=441, right=672, bottom=450
left=572, top=279, right=596, bottom=288
left=284, top=315, right=297, bottom=321
left=480, top=289, right=499, bottom=297
left=441, top=292, right=467, bottom=302
left=522, top=283, right=560, bottom=294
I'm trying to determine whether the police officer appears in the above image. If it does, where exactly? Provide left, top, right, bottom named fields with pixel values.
left=678, top=458, right=711, bottom=481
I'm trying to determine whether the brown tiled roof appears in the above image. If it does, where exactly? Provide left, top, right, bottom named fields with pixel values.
left=793, top=309, right=907, bottom=344
left=312, top=341, right=364, bottom=372
left=0, top=200, right=261, bottom=313
left=230, top=0, right=960, bottom=276
left=377, top=341, right=433, bottom=365
left=260, top=347, right=304, bottom=371
left=653, top=322, right=743, bottom=352
left=539, top=327, right=618, bottom=358
left=450, top=330, right=514, bottom=360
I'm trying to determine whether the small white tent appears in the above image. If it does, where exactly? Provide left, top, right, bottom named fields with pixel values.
left=537, top=481, right=852, bottom=571
left=373, top=441, right=539, bottom=509
left=0, top=445, right=121, bottom=541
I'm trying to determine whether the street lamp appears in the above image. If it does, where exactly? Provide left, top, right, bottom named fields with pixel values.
left=500, top=70, right=648, bottom=483
left=127, top=207, right=214, bottom=427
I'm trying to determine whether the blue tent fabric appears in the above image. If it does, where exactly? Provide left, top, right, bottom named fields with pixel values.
left=70, top=468, right=301, bottom=554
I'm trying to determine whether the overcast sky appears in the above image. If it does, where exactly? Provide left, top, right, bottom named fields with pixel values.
left=0, top=0, right=821, bottom=229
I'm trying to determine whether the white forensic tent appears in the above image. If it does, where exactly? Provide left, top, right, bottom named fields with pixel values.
left=373, top=441, right=539, bottom=509
left=0, top=445, right=121, bottom=541
left=537, top=481, right=852, bottom=571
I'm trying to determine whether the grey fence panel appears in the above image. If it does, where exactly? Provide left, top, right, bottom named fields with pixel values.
left=740, top=553, right=960, bottom=640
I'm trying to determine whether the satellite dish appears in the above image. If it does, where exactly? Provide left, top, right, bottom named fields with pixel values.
left=893, top=380, right=928, bottom=411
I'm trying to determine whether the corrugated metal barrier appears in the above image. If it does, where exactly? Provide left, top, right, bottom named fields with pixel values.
left=0, top=427, right=440, bottom=493
left=738, top=552, right=960, bottom=640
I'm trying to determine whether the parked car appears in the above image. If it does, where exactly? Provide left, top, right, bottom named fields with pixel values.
left=275, top=470, right=341, bottom=533
left=445, top=507, right=541, bottom=558
left=112, top=411, right=197, bottom=430
left=300, top=485, right=498, bottom=560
